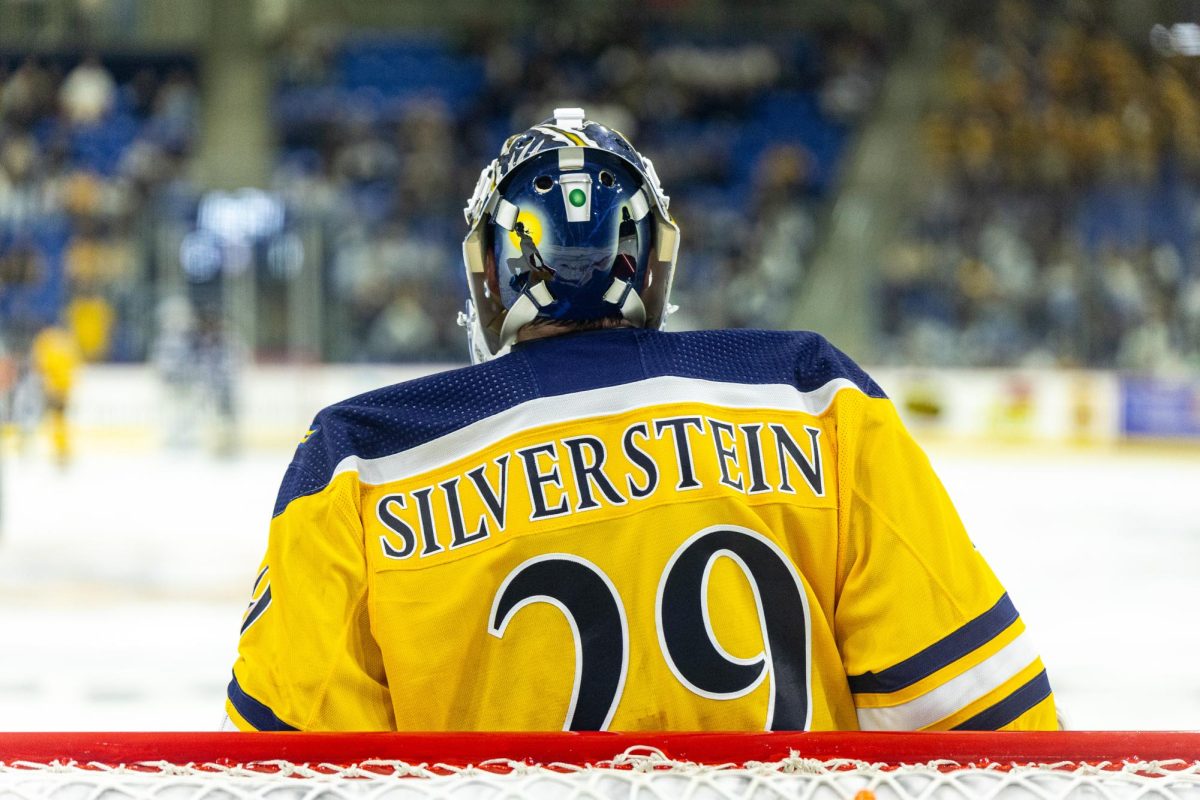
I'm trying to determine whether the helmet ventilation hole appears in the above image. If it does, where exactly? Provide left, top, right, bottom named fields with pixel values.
left=534, top=175, right=554, bottom=193
left=599, top=170, right=615, bottom=187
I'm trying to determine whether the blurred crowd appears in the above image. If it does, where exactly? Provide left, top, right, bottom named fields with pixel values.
left=0, top=54, right=198, bottom=362
left=272, top=9, right=891, bottom=360
left=8, top=4, right=1200, bottom=382
left=0, top=11, right=893, bottom=371
left=881, top=0, right=1200, bottom=370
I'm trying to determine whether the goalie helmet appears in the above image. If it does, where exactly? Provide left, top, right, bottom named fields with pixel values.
left=460, top=108, right=680, bottom=363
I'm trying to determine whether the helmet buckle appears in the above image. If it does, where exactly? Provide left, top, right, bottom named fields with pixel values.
left=553, top=107, right=586, bottom=130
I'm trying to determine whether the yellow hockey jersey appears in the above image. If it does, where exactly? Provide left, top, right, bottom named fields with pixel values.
left=31, top=326, right=80, bottom=398
left=226, top=328, right=1055, bottom=732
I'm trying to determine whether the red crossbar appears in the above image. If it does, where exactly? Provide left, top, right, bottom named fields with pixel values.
left=0, top=731, right=1198, bottom=768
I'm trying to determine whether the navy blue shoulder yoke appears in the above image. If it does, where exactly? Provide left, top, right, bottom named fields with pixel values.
left=273, top=328, right=884, bottom=516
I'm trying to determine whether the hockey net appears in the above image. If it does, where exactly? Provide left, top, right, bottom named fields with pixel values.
left=1, top=731, right=1199, bottom=800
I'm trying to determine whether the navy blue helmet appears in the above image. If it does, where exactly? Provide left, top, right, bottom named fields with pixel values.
left=461, top=108, right=680, bottom=362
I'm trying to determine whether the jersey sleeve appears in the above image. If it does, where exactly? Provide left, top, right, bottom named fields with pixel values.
left=225, top=439, right=394, bottom=731
left=833, top=390, right=1056, bottom=731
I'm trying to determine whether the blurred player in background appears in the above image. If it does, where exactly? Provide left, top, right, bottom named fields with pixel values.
left=193, top=306, right=240, bottom=458
left=226, top=109, right=1056, bottom=732
left=151, top=296, right=241, bottom=457
left=0, top=335, right=15, bottom=443
left=29, top=323, right=80, bottom=467
left=152, top=295, right=201, bottom=451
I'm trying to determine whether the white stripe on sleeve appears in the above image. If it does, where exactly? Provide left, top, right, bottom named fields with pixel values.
left=855, top=632, right=1040, bottom=731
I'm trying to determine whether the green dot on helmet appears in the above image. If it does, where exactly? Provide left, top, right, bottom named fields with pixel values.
left=568, top=188, right=587, bottom=208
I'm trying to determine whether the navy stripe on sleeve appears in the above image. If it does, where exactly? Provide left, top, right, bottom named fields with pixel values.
left=239, top=585, right=271, bottom=634
left=847, top=593, right=1020, bottom=695
left=952, top=670, right=1053, bottom=730
left=227, top=672, right=298, bottom=731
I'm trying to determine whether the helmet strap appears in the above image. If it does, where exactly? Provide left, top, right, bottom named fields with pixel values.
left=602, top=278, right=647, bottom=326
left=499, top=287, right=548, bottom=348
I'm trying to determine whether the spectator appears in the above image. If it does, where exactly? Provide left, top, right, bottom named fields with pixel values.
left=59, top=55, right=116, bottom=125
left=1, top=59, right=54, bottom=128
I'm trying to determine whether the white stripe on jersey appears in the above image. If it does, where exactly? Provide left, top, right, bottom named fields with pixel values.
left=332, top=375, right=863, bottom=486
left=854, top=632, right=1041, bottom=731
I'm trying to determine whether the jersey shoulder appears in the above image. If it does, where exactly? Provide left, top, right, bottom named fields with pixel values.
left=273, top=357, right=540, bottom=515
left=272, top=328, right=885, bottom=516
left=640, top=328, right=887, bottom=398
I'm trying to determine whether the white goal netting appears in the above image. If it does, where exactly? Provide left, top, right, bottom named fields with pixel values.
left=2, top=733, right=1199, bottom=800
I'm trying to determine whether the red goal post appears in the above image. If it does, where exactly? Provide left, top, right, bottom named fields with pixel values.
left=0, top=731, right=1198, bottom=800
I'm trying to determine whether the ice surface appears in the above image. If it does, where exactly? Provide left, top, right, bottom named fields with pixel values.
left=926, top=443, right=1200, bottom=731
left=0, top=449, right=278, bottom=731
left=0, top=438, right=1196, bottom=731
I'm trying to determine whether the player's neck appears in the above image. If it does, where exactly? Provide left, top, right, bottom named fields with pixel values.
left=515, top=319, right=636, bottom=343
